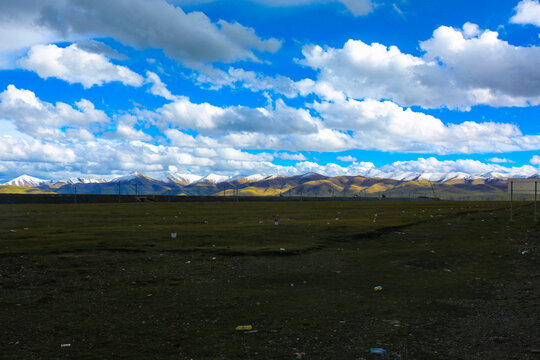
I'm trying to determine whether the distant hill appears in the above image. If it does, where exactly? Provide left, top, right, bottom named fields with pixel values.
left=0, top=185, right=54, bottom=194
left=0, top=171, right=517, bottom=199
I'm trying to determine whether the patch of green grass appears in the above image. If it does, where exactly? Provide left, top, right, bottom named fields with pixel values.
left=0, top=201, right=507, bottom=255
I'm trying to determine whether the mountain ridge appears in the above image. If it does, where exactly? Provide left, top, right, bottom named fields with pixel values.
left=2, top=170, right=532, bottom=187
left=0, top=171, right=523, bottom=199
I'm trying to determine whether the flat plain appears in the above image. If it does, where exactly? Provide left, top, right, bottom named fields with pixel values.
left=1, top=200, right=538, bottom=359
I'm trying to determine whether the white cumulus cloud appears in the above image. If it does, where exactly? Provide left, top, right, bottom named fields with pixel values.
left=19, top=44, right=144, bottom=88
left=158, top=97, right=320, bottom=136
left=488, top=157, right=515, bottom=163
left=511, top=0, right=540, bottom=27
left=275, top=152, right=308, bottom=161
left=312, top=98, right=534, bottom=154
left=0, top=85, right=109, bottom=139
left=299, top=24, right=540, bottom=109
left=0, top=0, right=281, bottom=70
left=337, top=155, right=357, bottom=162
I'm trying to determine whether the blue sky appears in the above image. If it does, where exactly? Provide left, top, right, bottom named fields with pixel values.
left=0, top=0, right=539, bottom=182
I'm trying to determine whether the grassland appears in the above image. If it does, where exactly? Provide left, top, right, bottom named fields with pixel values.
left=1, top=201, right=538, bottom=359
left=0, top=185, right=53, bottom=194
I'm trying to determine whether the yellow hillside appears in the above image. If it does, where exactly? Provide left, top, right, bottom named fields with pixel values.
left=0, top=185, right=54, bottom=194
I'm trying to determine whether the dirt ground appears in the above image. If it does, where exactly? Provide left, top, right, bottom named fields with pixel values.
left=1, top=202, right=539, bottom=359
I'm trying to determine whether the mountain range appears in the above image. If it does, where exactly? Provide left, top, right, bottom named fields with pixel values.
left=0, top=171, right=523, bottom=199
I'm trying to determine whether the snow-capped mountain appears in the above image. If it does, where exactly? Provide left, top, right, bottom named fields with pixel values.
left=64, top=178, right=108, bottom=184
left=230, top=174, right=267, bottom=182
left=158, top=172, right=203, bottom=185
left=194, top=173, right=231, bottom=184
left=381, top=171, right=481, bottom=182
left=0, top=170, right=532, bottom=199
left=110, top=172, right=151, bottom=183
left=2, top=168, right=538, bottom=191
left=2, top=175, right=50, bottom=187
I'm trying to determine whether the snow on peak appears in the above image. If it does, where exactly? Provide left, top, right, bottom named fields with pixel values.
left=159, top=172, right=203, bottom=185
left=3, top=175, right=50, bottom=187
left=300, top=172, right=322, bottom=178
left=195, top=173, right=231, bottom=184
left=231, top=174, right=267, bottom=182
left=110, top=171, right=146, bottom=182
left=65, top=178, right=107, bottom=184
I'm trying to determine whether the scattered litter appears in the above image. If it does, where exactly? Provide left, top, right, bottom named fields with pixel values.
left=171, top=229, right=177, bottom=239
left=327, top=222, right=330, bottom=225
left=275, top=218, right=279, bottom=226
left=9, top=230, right=16, bottom=232
left=259, top=220, right=263, bottom=224
left=383, top=319, right=401, bottom=327
left=290, top=283, right=294, bottom=287
left=211, top=257, right=216, bottom=260
left=335, top=214, right=340, bottom=221
left=530, top=348, right=540, bottom=353
left=447, top=223, right=452, bottom=226
left=370, top=348, right=387, bottom=355
left=245, top=330, right=258, bottom=334
left=443, top=268, right=452, bottom=273
left=138, top=224, right=142, bottom=227
left=430, top=250, right=436, bottom=254
left=185, top=261, right=191, bottom=264
left=521, top=250, right=529, bottom=255
left=23, top=228, right=28, bottom=230
left=211, top=244, right=216, bottom=247
left=337, top=248, right=344, bottom=251
left=204, top=220, right=209, bottom=224
left=60, top=344, right=71, bottom=348
left=235, top=325, right=253, bottom=331
left=374, top=286, right=383, bottom=291
left=147, top=294, right=152, bottom=297
left=294, top=352, right=306, bottom=359
left=280, top=248, right=285, bottom=251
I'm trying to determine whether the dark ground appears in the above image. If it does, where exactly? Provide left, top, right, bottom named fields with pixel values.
left=0, top=201, right=539, bottom=359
